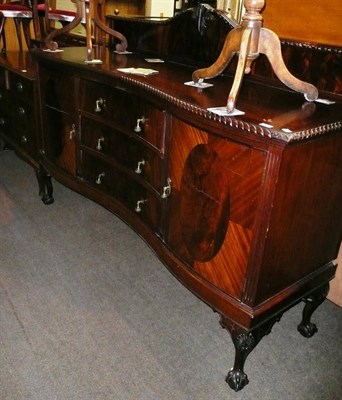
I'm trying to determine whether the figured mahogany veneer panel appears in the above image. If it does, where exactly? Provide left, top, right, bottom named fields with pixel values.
left=80, top=116, right=163, bottom=191
left=166, top=117, right=267, bottom=299
left=81, top=151, right=161, bottom=232
left=79, top=80, right=166, bottom=152
left=255, top=134, right=342, bottom=304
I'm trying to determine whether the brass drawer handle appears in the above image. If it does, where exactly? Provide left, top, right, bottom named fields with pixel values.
left=20, top=135, right=28, bottom=144
left=96, top=136, right=105, bottom=150
left=18, top=107, right=26, bottom=117
left=95, top=172, right=105, bottom=185
left=134, top=116, right=145, bottom=133
left=69, top=124, right=76, bottom=140
left=16, top=82, right=24, bottom=92
left=161, top=178, right=172, bottom=199
left=135, top=199, right=147, bottom=213
left=94, top=98, right=105, bottom=113
left=134, top=159, right=145, bottom=174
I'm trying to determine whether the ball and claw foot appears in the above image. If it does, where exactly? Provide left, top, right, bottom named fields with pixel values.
left=226, top=369, right=249, bottom=392
left=297, top=321, right=318, bottom=338
left=41, top=194, right=54, bottom=205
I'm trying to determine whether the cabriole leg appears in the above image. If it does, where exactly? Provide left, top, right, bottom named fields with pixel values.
left=36, top=165, right=54, bottom=205
left=220, top=314, right=282, bottom=392
left=297, top=283, right=329, bottom=338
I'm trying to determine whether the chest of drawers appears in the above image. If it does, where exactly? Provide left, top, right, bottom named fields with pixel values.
left=0, top=61, right=38, bottom=161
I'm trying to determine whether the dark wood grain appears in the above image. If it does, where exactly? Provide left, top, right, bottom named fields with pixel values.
left=1, top=9, right=342, bottom=391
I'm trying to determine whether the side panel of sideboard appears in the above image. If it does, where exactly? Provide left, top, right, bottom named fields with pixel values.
left=253, top=134, right=342, bottom=305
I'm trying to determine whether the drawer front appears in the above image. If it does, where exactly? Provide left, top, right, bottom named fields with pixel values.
left=79, top=80, right=166, bottom=151
left=81, top=152, right=161, bottom=231
left=14, top=101, right=36, bottom=154
left=13, top=100, right=33, bottom=131
left=81, top=117, right=163, bottom=190
left=8, top=72, right=33, bottom=101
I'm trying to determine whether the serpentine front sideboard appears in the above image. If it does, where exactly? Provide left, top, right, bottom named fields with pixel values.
left=0, top=10, right=341, bottom=392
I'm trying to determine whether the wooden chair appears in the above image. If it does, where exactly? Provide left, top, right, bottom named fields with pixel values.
left=0, top=0, right=33, bottom=52
left=32, top=0, right=85, bottom=49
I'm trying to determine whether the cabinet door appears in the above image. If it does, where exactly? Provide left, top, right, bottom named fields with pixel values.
left=39, top=68, right=76, bottom=175
left=165, top=117, right=267, bottom=300
left=42, top=106, right=76, bottom=175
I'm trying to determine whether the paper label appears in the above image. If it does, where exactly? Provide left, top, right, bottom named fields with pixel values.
left=207, top=107, right=245, bottom=116
left=185, top=81, right=213, bottom=89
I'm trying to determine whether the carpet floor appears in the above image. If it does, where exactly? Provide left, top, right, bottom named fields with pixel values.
left=1, top=150, right=341, bottom=400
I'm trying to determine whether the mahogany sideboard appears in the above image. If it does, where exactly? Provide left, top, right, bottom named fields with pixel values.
left=1, top=7, right=341, bottom=393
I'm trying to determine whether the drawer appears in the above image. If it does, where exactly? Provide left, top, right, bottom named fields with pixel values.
left=0, top=89, right=12, bottom=137
left=81, top=152, right=161, bottom=231
left=79, top=80, right=166, bottom=151
left=0, top=115, right=12, bottom=138
left=0, top=88, right=9, bottom=119
left=80, top=117, right=164, bottom=190
left=8, top=72, right=33, bottom=100
left=13, top=101, right=33, bottom=130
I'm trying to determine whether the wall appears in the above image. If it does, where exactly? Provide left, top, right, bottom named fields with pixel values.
left=328, top=244, right=342, bottom=306
left=145, top=0, right=174, bottom=17
left=1, top=0, right=146, bottom=51
left=262, top=0, right=342, bottom=306
left=262, top=0, right=342, bottom=47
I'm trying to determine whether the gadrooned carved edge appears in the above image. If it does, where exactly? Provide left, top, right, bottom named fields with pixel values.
left=280, top=39, right=342, bottom=55
left=117, top=75, right=342, bottom=142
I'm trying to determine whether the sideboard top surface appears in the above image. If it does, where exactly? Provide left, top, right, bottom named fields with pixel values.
left=25, top=47, right=342, bottom=144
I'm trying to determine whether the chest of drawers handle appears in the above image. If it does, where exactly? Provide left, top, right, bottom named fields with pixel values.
left=20, top=135, right=28, bottom=144
left=134, top=116, right=145, bottom=133
left=16, top=82, right=24, bottom=92
left=69, top=124, right=76, bottom=140
left=95, top=172, right=105, bottom=185
left=18, top=107, right=26, bottom=117
left=94, top=98, right=105, bottom=113
left=135, top=199, right=147, bottom=213
left=161, top=178, right=172, bottom=199
left=134, top=159, right=145, bottom=174
left=96, top=136, right=105, bottom=150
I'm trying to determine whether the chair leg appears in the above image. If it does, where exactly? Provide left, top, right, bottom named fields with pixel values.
left=14, top=18, right=23, bottom=52
left=0, top=15, right=6, bottom=52
left=22, top=18, right=32, bottom=49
